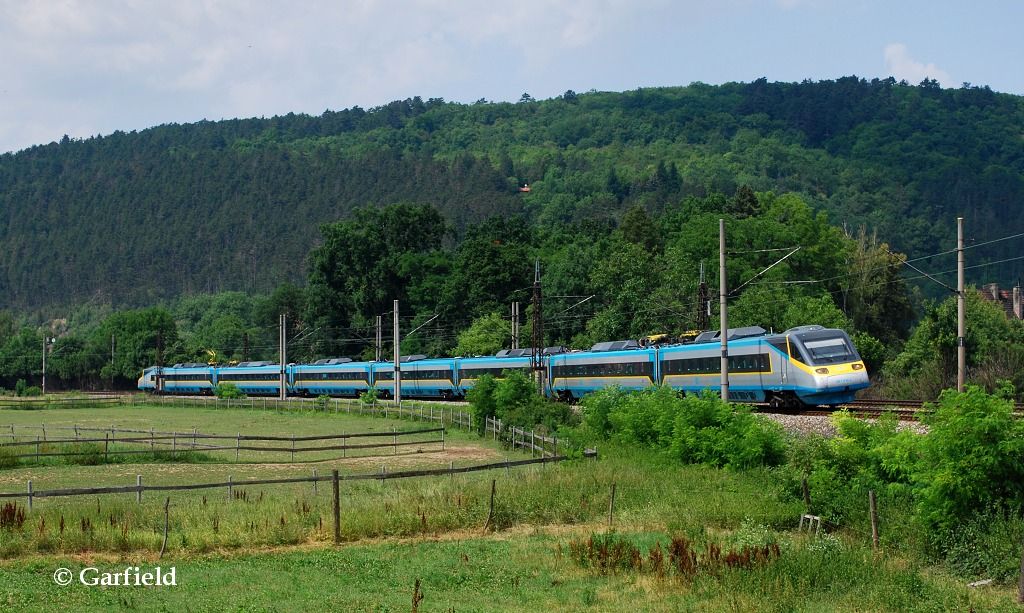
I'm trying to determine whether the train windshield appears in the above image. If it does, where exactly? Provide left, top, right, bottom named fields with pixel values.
left=791, top=332, right=859, bottom=365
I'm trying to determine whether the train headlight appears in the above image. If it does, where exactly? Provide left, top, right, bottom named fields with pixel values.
left=852, top=363, right=864, bottom=370
left=814, top=367, right=829, bottom=375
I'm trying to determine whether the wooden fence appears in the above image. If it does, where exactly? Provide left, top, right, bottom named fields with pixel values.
left=0, top=425, right=443, bottom=463
left=3, top=394, right=563, bottom=460
left=0, top=449, right=598, bottom=508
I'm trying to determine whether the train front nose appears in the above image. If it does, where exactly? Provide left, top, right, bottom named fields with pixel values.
left=825, top=370, right=869, bottom=391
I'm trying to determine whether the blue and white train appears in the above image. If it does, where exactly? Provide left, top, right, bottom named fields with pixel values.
left=138, top=325, right=868, bottom=407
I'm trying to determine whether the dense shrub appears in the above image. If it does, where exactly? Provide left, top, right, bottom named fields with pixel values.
left=466, top=374, right=497, bottom=435
left=581, top=386, right=786, bottom=469
left=791, top=386, right=1024, bottom=579
left=942, top=506, right=1024, bottom=582
left=213, top=382, right=245, bottom=399
left=21, top=386, right=42, bottom=397
left=467, top=371, right=573, bottom=433
left=359, top=387, right=379, bottom=404
left=915, top=386, right=1024, bottom=532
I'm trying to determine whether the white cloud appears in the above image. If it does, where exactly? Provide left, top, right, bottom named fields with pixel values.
left=884, top=43, right=953, bottom=87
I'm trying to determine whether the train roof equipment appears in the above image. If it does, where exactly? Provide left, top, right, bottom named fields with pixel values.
left=311, top=358, right=353, bottom=365
left=543, top=346, right=568, bottom=355
left=235, top=361, right=277, bottom=367
left=590, top=340, right=641, bottom=352
left=692, top=326, right=767, bottom=344
left=495, top=349, right=531, bottom=358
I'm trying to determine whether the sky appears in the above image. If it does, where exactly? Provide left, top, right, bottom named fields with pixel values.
left=1, top=0, right=1022, bottom=155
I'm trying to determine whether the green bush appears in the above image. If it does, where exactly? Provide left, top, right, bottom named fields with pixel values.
left=213, top=382, right=246, bottom=399
left=14, top=379, right=26, bottom=396
left=467, top=371, right=573, bottom=434
left=941, top=506, right=1024, bottom=583
left=580, top=386, right=786, bottom=469
left=359, top=387, right=379, bottom=404
left=466, top=374, right=497, bottom=436
left=915, top=386, right=1024, bottom=533
left=21, top=386, right=42, bottom=397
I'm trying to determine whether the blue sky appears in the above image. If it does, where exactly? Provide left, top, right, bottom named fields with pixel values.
left=1, top=0, right=1021, bottom=154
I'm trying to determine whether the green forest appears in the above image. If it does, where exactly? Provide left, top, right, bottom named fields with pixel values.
left=1, top=77, right=1022, bottom=310
left=1, top=77, right=1023, bottom=395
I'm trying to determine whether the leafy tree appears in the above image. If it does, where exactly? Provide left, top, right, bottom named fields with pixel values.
left=454, top=313, right=510, bottom=357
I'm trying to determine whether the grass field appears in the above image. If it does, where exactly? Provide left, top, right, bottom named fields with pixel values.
left=0, top=402, right=1020, bottom=611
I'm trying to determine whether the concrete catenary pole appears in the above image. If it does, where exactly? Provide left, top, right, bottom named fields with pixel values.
left=393, top=300, right=401, bottom=405
left=41, top=337, right=47, bottom=394
left=375, top=315, right=382, bottom=362
left=279, top=313, right=287, bottom=401
left=720, top=219, right=729, bottom=403
left=957, top=217, right=966, bottom=392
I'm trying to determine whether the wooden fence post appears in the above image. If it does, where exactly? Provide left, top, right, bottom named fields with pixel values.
left=35, top=435, right=40, bottom=463
left=393, top=427, right=398, bottom=455
left=41, top=424, right=46, bottom=441
left=104, top=433, right=109, bottom=462
left=27, top=480, right=32, bottom=511
left=150, top=428, right=155, bottom=453
left=228, top=475, right=233, bottom=500
left=172, top=432, right=177, bottom=457
left=483, top=479, right=496, bottom=532
left=236, top=433, right=241, bottom=462
left=159, top=497, right=170, bottom=559
left=869, top=490, right=879, bottom=550
left=608, top=483, right=617, bottom=527
left=313, top=469, right=318, bottom=495
left=192, top=428, right=197, bottom=449
left=441, top=428, right=445, bottom=451
left=291, top=436, right=295, bottom=462
left=137, top=475, right=142, bottom=503
left=332, top=469, right=340, bottom=544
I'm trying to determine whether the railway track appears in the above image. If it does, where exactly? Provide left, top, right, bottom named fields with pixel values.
left=775, top=398, right=1024, bottom=421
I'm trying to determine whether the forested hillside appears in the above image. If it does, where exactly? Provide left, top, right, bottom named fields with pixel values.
left=1, top=77, right=1023, bottom=312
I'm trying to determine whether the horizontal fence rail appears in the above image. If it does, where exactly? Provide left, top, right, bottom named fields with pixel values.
left=0, top=450, right=597, bottom=502
left=0, top=425, right=445, bottom=462
left=2, top=394, right=563, bottom=462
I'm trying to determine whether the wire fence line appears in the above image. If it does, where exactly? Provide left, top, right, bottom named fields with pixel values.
left=0, top=450, right=598, bottom=508
left=2, top=394, right=563, bottom=459
left=0, top=423, right=445, bottom=465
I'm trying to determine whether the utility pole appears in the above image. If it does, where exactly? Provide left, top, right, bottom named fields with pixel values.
left=719, top=219, right=729, bottom=403
left=279, top=313, right=287, bottom=401
left=957, top=217, right=966, bottom=392
left=511, top=302, right=520, bottom=350
left=375, top=315, right=382, bottom=362
left=156, top=330, right=163, bottom=393
left=41, top=337, right=47, bottom=395
left=393, top=300, right=401, bottom=405
left=697, top=262, right=709, bottom=331
left=531, top=260, right=544, bottom=395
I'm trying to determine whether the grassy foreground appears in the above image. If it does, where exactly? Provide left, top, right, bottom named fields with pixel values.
left=0, top=530, right=1017, bottom=612
left=0, top=402, right=1020, bottom=611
